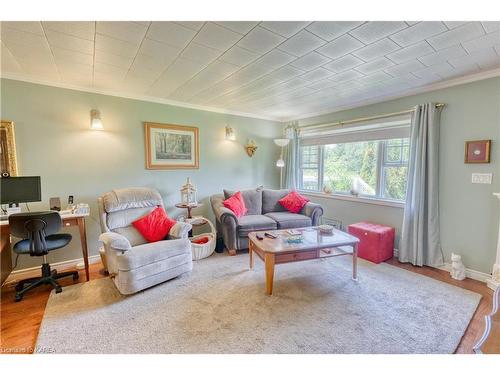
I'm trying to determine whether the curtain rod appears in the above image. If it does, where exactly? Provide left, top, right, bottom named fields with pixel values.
left=300, top=103, right=446, bottom=131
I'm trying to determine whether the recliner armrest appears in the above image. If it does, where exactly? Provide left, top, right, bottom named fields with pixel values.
left=169, top=222, right=192, bottom=239
left=99, top=232, right=132, bottom=252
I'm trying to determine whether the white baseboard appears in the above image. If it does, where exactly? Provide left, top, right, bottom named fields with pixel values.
left=393, top=248, right=490, bottom=283
left=3, top=255, right=102, bottom=286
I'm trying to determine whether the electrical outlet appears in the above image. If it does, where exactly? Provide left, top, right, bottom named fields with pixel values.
left=471, top=173, right=493, bottom=184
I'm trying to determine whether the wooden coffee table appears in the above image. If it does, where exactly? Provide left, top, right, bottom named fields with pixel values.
left=248, top=227, right=360, bottom=295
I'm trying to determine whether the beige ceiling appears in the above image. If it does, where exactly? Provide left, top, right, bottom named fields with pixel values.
left=1, top=21, right=499, bottom=120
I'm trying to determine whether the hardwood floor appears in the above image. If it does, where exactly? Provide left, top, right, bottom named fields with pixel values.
left=0, top=258, right=495, bottom=354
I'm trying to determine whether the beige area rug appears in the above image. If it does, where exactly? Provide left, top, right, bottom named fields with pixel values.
left=36, top=253, right=481, bottom=353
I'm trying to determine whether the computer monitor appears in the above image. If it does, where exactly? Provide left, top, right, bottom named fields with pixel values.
left=0, top=176, right=42, bottom=205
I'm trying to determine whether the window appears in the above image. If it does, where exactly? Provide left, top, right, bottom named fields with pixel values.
left=299, top=138, right=410, bottom=201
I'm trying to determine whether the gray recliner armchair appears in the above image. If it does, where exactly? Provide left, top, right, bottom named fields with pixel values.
left=211, top=188, right=323, bottom=255
left=98, top=187, right=193, bottom=295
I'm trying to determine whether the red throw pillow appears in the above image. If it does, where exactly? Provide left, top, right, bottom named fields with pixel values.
left=223, top=191, right=247, bottom=218
left=132, top=207, right=176, bottom=243
left=279, top=191, right=309, bottom=214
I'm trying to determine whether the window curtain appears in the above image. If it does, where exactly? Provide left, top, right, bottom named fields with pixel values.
left=399, top=103, right=444, bottom=267
left=283, top=126, right=300, bottom=189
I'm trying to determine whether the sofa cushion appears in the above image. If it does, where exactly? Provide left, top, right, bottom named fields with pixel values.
left=224, top=187, right=262, bottom=215
left=264, top=212, right=312, bottom=229
left=262, top=189, right=289, bottom=214
left=236, top=214, right=277, bottom=236
left=279, top=191, right=309, bottom=213
left=223, top=191, right=247, bottom=217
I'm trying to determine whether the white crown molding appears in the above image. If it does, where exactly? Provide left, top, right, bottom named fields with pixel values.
left=0, top=73, right=281, bottom=122
left=282, top=67, right=500, bottom=122
left=2, top=67, right=500, bottom=124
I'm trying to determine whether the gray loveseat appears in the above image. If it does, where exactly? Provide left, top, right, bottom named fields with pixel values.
left=210, top=188, right=323, bottom=255
left=98, top=187, right=193, bottom=295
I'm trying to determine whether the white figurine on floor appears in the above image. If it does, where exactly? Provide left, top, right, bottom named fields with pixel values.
left=450, top=253, right=466, bottom=281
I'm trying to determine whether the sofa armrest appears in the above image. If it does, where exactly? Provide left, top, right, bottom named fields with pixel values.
left=301, top=202, right=324, bottom=226
left=211, top=194, right=238, bottom=250
left=169, top=221, right=192, bottom=240
left=99, top=232, right=132, bottom=252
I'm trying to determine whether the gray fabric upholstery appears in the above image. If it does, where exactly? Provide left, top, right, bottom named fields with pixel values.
left=264, top=212, right=311, bottom=229
left=112, top=226, right=147, bottom=247
left=262, top=189, right=289, bottom=214
left=211, top=188, right=324, bottom=252
left=99, top=232, right=132, bottom=251
left=236, top=215, right=277, bottom=236
left=97, top=187, right=193, bottom=295
left=103, top=187, right=163, bottom=213
left=224, top=187, right=263, bottom=215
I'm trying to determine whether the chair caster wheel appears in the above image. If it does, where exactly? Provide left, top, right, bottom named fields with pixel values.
left=55, top=286, right=63, bottom=293
left=15, top=284, right=24, bottom=292
left=15, top=293, right=23, bottom=302
left=73, top=273, right=79, bottom=280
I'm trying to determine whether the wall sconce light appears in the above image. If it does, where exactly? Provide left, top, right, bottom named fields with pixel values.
left=225, top=126, right=235, bottom=141
left=244, top=139, right=258, bottom=157
left=90, top=109, right=103, bottom=130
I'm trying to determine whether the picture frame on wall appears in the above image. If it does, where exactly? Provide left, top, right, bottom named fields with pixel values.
left=464, top=140, right=491, bottom=164
left=0, top=120, right=18, bottom=176
left=144, top=122, right=199, bottom=169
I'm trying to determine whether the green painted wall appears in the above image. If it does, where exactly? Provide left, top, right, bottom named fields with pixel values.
left=0, top=78, right=283, bottom=270
left=298, top=77, right=500, bottom=274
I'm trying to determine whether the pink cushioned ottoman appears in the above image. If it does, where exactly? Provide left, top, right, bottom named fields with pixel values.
left=348, top=222, right=395, bottom=264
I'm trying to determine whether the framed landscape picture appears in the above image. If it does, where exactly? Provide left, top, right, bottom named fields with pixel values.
left=464, top=140, right=491, bottom=163
left=144, top=122, right=199, bottom=169
left=0, top=120, right=18, bottom=176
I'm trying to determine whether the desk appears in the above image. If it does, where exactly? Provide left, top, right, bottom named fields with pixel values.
left=0, top=213, right=90, bottom=285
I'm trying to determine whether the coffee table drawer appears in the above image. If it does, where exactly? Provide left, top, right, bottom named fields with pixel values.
left=275, top=250, right=317, bottom=264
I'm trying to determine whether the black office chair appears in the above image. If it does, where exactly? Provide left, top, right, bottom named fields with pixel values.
left=9, top=211, right=79, bottom=302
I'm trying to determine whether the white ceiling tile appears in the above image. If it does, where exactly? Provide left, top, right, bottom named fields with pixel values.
left=95, top=34, right=138, bottom=58
left=355, top=57, right=395, bottom=74
left=390, top=22, right=447, bottom=47
left=52, top=47, right=94, bottom=66
left=138, top=38, right=182, bottom=64
left=427, top=22, right=485, bottom=50
left=443, top=21, right=469, bottom=29
left=462, top=31, right=500, bottom=53
left=386, top=41, right=434, bottom=63
left=2, top=21, right=44, bottom=35
left=352, top=38, right=400, bottom=61
left=95, top=49, right=134, bottom=69
left=237, top=27, right=285, bottom=54
left=418, top=45, right=467, bottom=66
left=45, top=29, right=94, bottom=54
left=42, top=22, right=95, bottom=40
left=193, top=22, right=242, bottom=51
left=412, top=62, right=455, bottom=79
left=384, top=59, right=426, bottom=77
left=254, top=49, right=296, bottom=68
left=277, top=30, right=326, bottom=57
left=219, top=45, right=260, bottom=67
left=357, top=71, right=393, bottom=84
left=449, top=47, right=500, bottom=70
left=128, top=60, right=163, bottom=81
left=147, top=22, right=197, bottom=49
left=1, top=39, right=53, bottom=60
left=175, top=22, right=205, bottom=31
left=1, top=27, right=47, bottom=46
left=306, top=21, right=364, bottom=41
left=179, top=42, right=223, bottom=64
left=481, top=22, right=500, bottom=33
left=307, top=79, right=338, bottom=90
left=349, top=22, right=408, bottom=44
left=317, top=34, right=364, bottom=59
left=94, top=62, right=128, bottom=78
left=323, top=54, right=364, bottom=73
left=328, top=69, right=364, bottom=82
left=58, top=61, right=93, bottom=76
left=260, top=22, right=310, bottom=38
left=405, top=21, right=420, bottom=26
left=1, top=42, right=23, bottom=73
left=289, top=51, right=330, bottom=71
left=96, top=22, right=148, bottom=44
left=214, top=22, right=258, bottom=34
left=300, top=67, right=334, bottom=82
